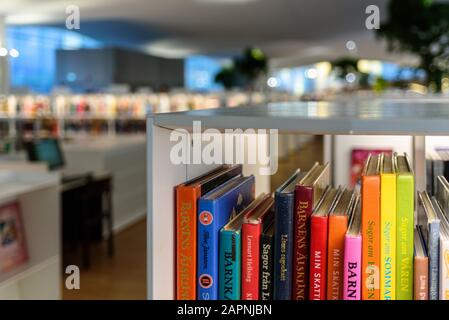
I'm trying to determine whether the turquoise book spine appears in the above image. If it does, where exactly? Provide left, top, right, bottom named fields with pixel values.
left=219, top=229, right=241, bottom=300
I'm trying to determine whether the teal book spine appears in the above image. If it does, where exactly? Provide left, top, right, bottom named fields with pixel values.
left=219, top=229, right=241, bottom=300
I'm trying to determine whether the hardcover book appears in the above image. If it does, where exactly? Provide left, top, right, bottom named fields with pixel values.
left=293, top=162, right=330, bottom=300
left=327, top=188, right=356, bottom=300
left=274, top=169, right=302, bottom=300
left=436, top=175, right=449, bottom=217
left=426, top=152, right=435, bottom=195
left=432, top=197, right=449, bottom=300
left=343, top=195, right=362, bottom=300
left=361, top=154, right=381, bottom=300
left=380, top=154, right=396, bottom=300
left=428, top=151, right=444, bottom=196
left=219, top=195, right=267, bottom=300
left=0, top=201, right=28, bottom=273
left=219, top=212, right=244, bottom=300
left=309, top=187, right=341, bottom=300
left=418, top=191, right=440, bottom=300
left=176, top=165, right=242, bottom=299
left=414, top=226, right=429, bottom=300
left=241, top=194, right=274, bottom=300
left=197, top=175, right=255, bottom=300
left=437, top=150, right=449, bottom=195
left=260, top=221, right=275, bottom=300
left=395, top=153, right=414, bottom=300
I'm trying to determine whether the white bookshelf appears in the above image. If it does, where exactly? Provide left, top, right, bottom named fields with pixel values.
left=62, top=135, right=147, bottom=232
left=147, top=100, right=449, bottom=300
left=0, top=170, right=60, bottom=299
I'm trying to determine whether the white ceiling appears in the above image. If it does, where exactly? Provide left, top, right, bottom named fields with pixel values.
left=1, top=0, right=417, bottom=66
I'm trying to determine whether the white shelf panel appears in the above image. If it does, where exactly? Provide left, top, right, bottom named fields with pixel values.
left=0, top=255, right=59, bottom=288
left=150, top=101, right=449, bottom=135
left=0, top=256, right=60, bottom=300
left=0, top=171, right=61, bottom=299
left=0, top=171, right=59, bottom=203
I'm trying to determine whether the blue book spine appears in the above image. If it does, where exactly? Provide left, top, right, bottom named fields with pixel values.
left=273, top=192, right=294, bottom=300
left=197, top=199, right=217, bottom=300
left=219, top=229, right=241, bottom=300
left=197, top=176, right=255, bottom=300
left=428, top=221, right=440, bottom=300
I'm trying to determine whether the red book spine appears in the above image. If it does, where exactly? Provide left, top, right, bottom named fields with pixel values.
left=241, top=222, right=262, bottom=300
left=309, top=215, right=329, bottom=300
left=293, top=185, right=313, bottom=300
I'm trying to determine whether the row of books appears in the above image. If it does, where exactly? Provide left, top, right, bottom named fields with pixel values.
left=427, top=149, right=449, bottom=195
left=416, top=181, right=449, bottom=300
left=175, top=153, right=449, bottom=300
left=0, top=92, right=297, bottom=119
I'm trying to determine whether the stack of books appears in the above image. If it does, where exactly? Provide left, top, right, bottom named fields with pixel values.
left=175, top=153, right=449, bottom=300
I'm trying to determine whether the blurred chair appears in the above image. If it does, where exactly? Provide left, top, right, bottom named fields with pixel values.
left=25, top=138, right=114, bottom=269
left=62, top=173, right=114, bottom=269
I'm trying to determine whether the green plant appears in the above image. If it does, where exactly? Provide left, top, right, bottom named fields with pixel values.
left=214, top=47, right=268, bottom=90
left=214, top=66, right=239, bottom=90
left=376, top=0, right=449, bottom=92
left=234, top=47, right=268, bottom=84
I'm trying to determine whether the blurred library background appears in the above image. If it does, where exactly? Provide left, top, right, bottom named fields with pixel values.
left=0, top=0, right=448, bottom=300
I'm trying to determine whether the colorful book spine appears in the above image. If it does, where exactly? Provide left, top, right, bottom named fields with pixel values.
left=197, top=176, right=254, bottom=300
left=414, top=256, right=428, bottom=300
left=309, top=215, right=328, bottom=300
left=260, top=229, right=274, bottom=300
left=427, top=222, right=440, bottom=300
left=343, top=235, right=362, bottom=300
left=414, top=227, right=429, bottom=300
left=274, top=191, right=295, bottom=300
left=176, top=185, right=199, bottom=300
left=380, top=172, right=396, bottom=300
left=440, top=238, right=449, bottom=300
left=396, top=173, right=414, bottom=300
left=361, top=175, right=380, bottom=300
left=327, top=215, right=348, bottom=300
left=293, top=185, right=313, bottom=300
left=241, top=223, right=261, bottom=300
left=197, top=199, right=218, bottom=300
left=219, top=228, right=241, bottom=300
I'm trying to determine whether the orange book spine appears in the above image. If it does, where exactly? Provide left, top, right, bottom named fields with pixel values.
left=361, top=175, right=380, bottom=300
left=176, top=185, right=200, bottom=300
left=327, top=215, right=349, bottom=300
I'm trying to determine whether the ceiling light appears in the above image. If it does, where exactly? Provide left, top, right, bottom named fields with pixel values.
left=143, top=40, right=199, bottom=58
left=66, top=72, right=77, bottom=82
left=9, top=49, right=19, bottom=58
left=305, top=68, right=318, bottom=79
left=345, top=40, right=357, bottom=51
left=0, top=48, right=7, bottom=57
left=267, top=77, right=279, bottom=88
left=346, top=73, right=356, bottom=83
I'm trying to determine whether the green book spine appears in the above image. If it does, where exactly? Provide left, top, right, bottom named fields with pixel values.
left=396, top=174, right=414, bottom=300
left=219, top=229, right=241, bottom=300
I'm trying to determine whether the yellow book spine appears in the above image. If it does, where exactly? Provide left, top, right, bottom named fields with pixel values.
left=380, top=173, right=396, bottom=300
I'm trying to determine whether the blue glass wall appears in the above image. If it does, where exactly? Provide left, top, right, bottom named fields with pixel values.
left=185, top=55, right=229, bottom=92
left=7, top=26, right=101, bottom=93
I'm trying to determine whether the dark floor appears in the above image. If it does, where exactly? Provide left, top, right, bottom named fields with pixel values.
left=62, top=220, right=147, bottom=300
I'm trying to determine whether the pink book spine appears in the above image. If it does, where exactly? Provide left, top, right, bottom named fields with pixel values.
left=343, top=235, right=362, bottom=300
